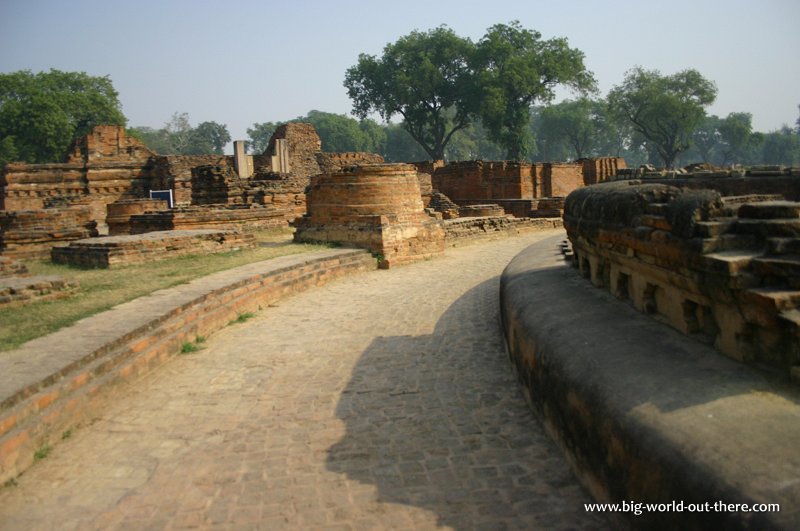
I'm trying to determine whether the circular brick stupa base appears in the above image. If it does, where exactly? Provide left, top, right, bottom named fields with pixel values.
left=294, top=163, right=445, bottom=268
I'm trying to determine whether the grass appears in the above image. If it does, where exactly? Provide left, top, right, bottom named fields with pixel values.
left=229, top=311, right=256, bottom=325
left=180, top=341, right=203, bottom=354
left=33, top=444, right=52, bottom=461
left=0, top=228, right=330, bottom=352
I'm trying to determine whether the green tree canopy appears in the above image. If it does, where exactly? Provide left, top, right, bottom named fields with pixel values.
left=537, top=98, right=598, bottom=159
left=607, top=67, right=717, bottom=168
left=130, top=112, right=230, bottom=155
left=718, top=112, right=755, bottom=165
left=344, top=25, right=474, bottom=160
left=471, top=22, right=596, bottom=160
left=0, top=69, right=126, bottom=165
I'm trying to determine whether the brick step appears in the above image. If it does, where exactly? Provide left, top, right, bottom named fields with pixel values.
left=740, top=288, right=800, bottom=327
left=767, top=238, right=800, bottom=256
left=750, top=257, right=800, bottom=289
left=693, top=234, right=759, bottom=254
left=735, top=219, right=800, bottom=238
left=738, top=201, right=800, bottom=219
left=693, top=219, right=736, bottom=238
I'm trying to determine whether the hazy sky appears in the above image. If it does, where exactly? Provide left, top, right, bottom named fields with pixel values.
left=1, top=0, right=798, bottom=153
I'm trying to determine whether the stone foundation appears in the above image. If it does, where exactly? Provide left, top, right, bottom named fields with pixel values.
left=0, top=206, right=98, bottom=260
left=51, top=230, right=256, bottom=268
left=564, top=181, right=800, bottom=379
left=106, top=199, right=170, bottom=235
left=128, top=204, right=291, bottom=233
left=0, top=256, right=28, bottom=277
left=457, top=204, right=506, bottom=218
left=294, top=163, right=445, bottom=268
left=444, top=216, right=562, bottom=245
left=0, top=276, right=78, bottom=307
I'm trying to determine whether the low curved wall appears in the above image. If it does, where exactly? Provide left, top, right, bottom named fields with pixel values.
left=500, top=234, right=800, bottom=530
left=0, top=248, right=376, bottom=483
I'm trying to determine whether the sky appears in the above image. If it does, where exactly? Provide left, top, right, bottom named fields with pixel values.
left=1, top=0, right=798, bottom=153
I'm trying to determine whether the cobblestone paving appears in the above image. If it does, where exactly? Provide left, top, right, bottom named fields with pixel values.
left=0, top=229, right=608, bottom=530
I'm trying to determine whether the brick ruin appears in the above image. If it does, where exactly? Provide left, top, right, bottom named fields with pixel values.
left=563, top=173, right=800, bottom=380
left=426, top=158, right=625, bottom=218
left=294, top=163, right=445, bottom=268
left=0, top=123, right=385, bottom=262
left=52, top=229, right=256, bottom=268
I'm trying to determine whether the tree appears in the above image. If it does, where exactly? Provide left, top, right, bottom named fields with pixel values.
left=344, top=26, right=474, bottom=160
left=300, top=110, right=384, bottom=152
left=761, top=126, right=800, bottom=166
left=130, top=113, right=230, bottom=155
left=246, top=122, right=280, bottom=154
left=471, top=22, right=595, bottom=160
left=718, top=112, right=755, bottom=165
left=381, top=124, right=429, bottom=162
left=607, top=67, right=717, bottom=168
left=187, top=121, right=230, bottom=154
left=0, top=69, right=126, bottom=165
left=691, top=114, right=723, bottom=164
left=537, top=98, right=598, bottom=159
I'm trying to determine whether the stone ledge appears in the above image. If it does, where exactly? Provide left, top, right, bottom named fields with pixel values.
left=500, top=234, right=800, bottom=530
left=0, top=248, right=376, bottom=483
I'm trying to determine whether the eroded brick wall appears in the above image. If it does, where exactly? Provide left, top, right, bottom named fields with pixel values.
left=564, top=180, right=800, bottom=380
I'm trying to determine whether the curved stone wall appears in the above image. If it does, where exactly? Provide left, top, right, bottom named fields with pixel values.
left=563, top=180, right=800, bottom=379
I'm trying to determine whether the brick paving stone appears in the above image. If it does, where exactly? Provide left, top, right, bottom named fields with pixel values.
left=0, top=229, right=608, bottom=530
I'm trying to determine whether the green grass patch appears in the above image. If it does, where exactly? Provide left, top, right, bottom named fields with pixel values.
left=33, top=444, right=52, bottom=461
left=0, top=229, right=329, bottom=352
left=180, top=341, right=203, bottom=354
left=230, top=311, right=256, bottom=325
left=61, top=427, right=74, bottom=440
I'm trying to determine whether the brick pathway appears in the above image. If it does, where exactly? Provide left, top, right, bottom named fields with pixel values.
left=0, top=229, right=607, bottom=530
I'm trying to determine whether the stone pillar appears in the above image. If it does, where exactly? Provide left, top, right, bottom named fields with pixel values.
left=233, top=140, right=253, bottom=178
left=271, top=139, right=291, bottom=173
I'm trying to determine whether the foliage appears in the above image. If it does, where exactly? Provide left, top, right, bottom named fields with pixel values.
left=718, top=112, right=755, bottom=165
left=607, top=67, right=717, bottom=168
left=130, top=113, right=230, bottom=155
left=470, top=22, right=596, bottom=160
left=761, top=126, right=800, bottom=166
left=344, top=25, right=474, bottom=160
left=691, top=114, right=722, bottom=163
left=0, top=69, right=126, bottom=165
left=300, top=110, right=385, bottom=152
left=537, top=98, right=597, bottom=159
left=246, top=121, right=280, bottom=154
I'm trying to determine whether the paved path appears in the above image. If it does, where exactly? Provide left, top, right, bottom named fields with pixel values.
left=0, top=230, right=607, bottom=530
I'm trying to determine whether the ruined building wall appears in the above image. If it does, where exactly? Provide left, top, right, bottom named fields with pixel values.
left=1, top=126, right=160, bottom=225
left=265, top=123, right=322, bottom=179
left=563, top=179, right=800, bottom=380
left=578, top=157, right=627, bottom=185
left=543, top=163, right=585, bottom=197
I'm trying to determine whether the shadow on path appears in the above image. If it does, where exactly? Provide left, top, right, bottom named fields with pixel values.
left=326, top=276, right=607, bottom=530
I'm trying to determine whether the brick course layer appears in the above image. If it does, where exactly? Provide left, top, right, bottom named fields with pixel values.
left=51, top=230, right=257, bottom=268
left=0, top=275, right=78, bottom=307
left=0, top=206, right=98, bottom=260
left=0, top=248, right=376, bottom=484
left=128, top=205, right=291, bottom=233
